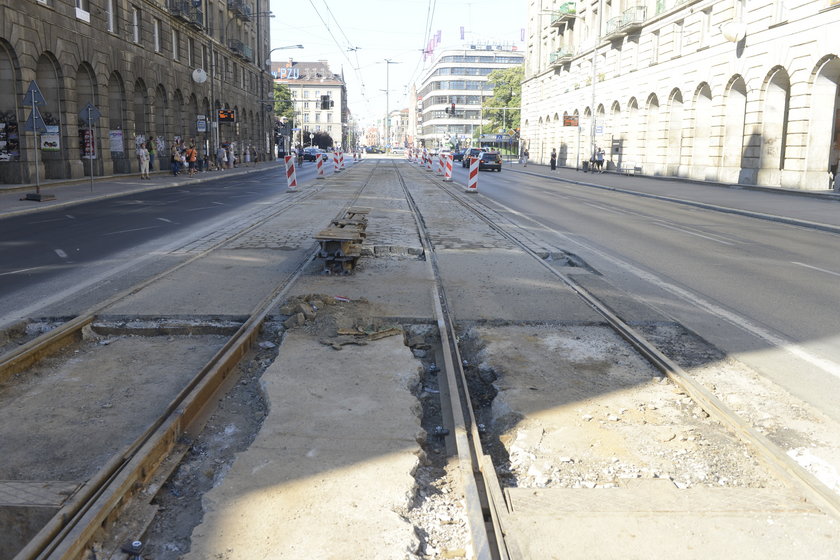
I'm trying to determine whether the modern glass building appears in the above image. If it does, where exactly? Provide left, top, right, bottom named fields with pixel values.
left=415, top=44, right=525, bottom=150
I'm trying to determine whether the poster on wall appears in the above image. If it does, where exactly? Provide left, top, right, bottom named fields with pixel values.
left=155, top=136, right=166, bottom=154
left=41, top=125, right=60, bottom=151
left=109, top=129, right=124, bottom=153
left=79, top=128, right=96, bottom=159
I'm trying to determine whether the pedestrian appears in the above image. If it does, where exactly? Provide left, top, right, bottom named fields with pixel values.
left=146, top=140, right=155, bottom=173
left=170, top=143, right=180, bottom=176
left=521, top=148, right=529, bottom=167
left=550, top=148, right=557, bottom=171
left=216, top=145, right=227, bottom=170
left=595, top=147, right=605, bottom=173
left=136, top=143, right=150, bottom=179
left=186, top=144, right=198, bottom=176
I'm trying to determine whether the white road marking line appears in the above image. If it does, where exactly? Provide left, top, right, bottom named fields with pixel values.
left=0, top=267, right=43, bottom=277
left=653, top=222, right=735, bottom=246
left=488, top=198, right=840, bottom=382
left=103, top=226, right=160, bottom=236
left=792, top=261, right=840, bottom=278
left=54, top=249, right=68, bottom=258
left=157, top=218, right=174, bottom=223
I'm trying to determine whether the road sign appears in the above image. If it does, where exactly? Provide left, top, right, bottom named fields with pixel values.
left=23, top=105, right=48, bottom=133
left=79, top=102, right=101, bottom=126
left=23, top=80, right=47, bottom=106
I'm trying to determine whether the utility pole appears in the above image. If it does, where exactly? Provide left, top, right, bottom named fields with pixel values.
left=382, top=59, right=399, bottom=151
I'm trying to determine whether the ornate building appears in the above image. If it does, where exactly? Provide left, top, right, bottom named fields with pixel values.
left=271, top=59, right=349, bottom=150
left=0, top=0, right=273, bottom=184
left=524, top=0, right=840, bottom=190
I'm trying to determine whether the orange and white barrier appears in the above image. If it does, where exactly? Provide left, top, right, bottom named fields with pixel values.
left=425, top=150, right=432, bottom=171
left=436, top=153, right=444, bottom=175
left=316, top=153, right=325, bottom=179
left=340, top=151, right=346, bottom=170
left=465, top=157, right=478, bottom=193
left=333, top=151, right=340, bottom=173
left=284, top=155, right=298, bottom=191
left=443, top=154, right=453, bottom=182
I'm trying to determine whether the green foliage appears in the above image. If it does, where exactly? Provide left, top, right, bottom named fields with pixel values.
left=273, top=82, right=295, bottom=121
left=484, top=65, right=523, bottom=134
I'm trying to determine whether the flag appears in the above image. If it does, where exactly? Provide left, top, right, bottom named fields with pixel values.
left=521, top=28, right=525, bottom=42
left=435, top=30, right=442, bottom=45
left=460, top=26, right=465, bottom=40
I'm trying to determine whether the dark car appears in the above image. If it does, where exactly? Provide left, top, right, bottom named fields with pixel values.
left=461, top=147, right=482, bottom=167
left=303, top=147, right=322, bottom=161
left=477, top=151, right=502, bottom=172
left=452, top=149, right=465, bottom=162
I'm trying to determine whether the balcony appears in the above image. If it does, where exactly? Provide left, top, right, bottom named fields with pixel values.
left=168, top=0, right=189, bottom=20
left=549, top=49, right=574, bottom=68
left=604, top=5, right=647, bottom=40
left=550, top=2, right=577, bottom=27
left=228, top=40, right=253, bottom=61
left=228, top=0, right=252, bottom=21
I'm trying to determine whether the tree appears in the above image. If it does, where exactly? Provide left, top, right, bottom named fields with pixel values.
left=483, top=65, right=523, bottom=135
left=273, top=82, right=295, bottom=121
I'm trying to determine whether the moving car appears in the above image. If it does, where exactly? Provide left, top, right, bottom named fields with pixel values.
left=461, top=148, right=482, bottom=167
left=302, top=147, right=323, bottom=161
left=477, top=151, right=502, bottom=172
left=452, top=149, right=465, bottom=162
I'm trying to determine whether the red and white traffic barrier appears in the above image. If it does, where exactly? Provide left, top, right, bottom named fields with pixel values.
left=316, top=153, right=325, bottom=179
left=465, top=157, right=478, bottom=193
left=333, top=151, right=340, bottom=173
left=340, top=151, right=346, bottom=170
left=284, top=155, right=298, bottom=191
left=436, top=153, right=444, bottom=175
left=443, top=154, right=453, bottom=182
left=425, top=150, right=432, bottom=171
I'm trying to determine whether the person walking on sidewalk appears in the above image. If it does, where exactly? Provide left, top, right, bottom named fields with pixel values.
left=170, top=143, right=181, bottom=176
left=594, top=147, right=605, bottom=173
left=550, top=148, right=557, bottom=171
left=216, top=145, right=227, bottom=170
left=521, top=148, right=529, bottom=167
left=186, top=144, right=198, bottom=176
left=136, top=143, right=151, bottom=179
left=146, top=140, right=155, bottom=173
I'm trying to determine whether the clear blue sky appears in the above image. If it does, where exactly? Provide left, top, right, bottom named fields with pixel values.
left=268, top=0, right=526, bottom=127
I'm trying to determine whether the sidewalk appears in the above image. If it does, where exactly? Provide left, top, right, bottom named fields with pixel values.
left=0, top=162, right=278, bottom=220
left=507, top=161, right=840, bottom=233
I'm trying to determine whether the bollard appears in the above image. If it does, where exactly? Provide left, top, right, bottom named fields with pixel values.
left=284, top=155, right=298, bottom=191
left=333, top=151, right=340, bottom=173
left=340, top=151, right=346, bottom=170
left=316, top=153, right=325, bottom=179
left=465, top=156, right=478, bottom=193
left=436, top=153, right=444, bottom=175
left=426, top=150, right=433, bottom=172
left=443, top=154, right=453, bottom=182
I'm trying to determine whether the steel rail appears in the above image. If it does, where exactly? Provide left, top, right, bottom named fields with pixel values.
left=393, top=162, right=507, bottom=560
left=13, top=162, right=379, bottom=560
left=428, top=168, right=840, bottom=519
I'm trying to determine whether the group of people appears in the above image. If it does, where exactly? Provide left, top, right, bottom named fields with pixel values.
left=136, top=140, right=260, bottom=178
left=545, top=147, right=606, bottom=172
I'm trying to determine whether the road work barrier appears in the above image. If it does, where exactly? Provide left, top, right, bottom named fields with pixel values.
left=316, top=154, right=325, bottom=179
left=340, top=151, right=346, bottom=171
left=443, top=154, right=453, bottom=182
left=333, top=152, right=340, bottom=173
left=284, top=155, right=298, bottom=191
left=465, top=157, right=478, bottom=193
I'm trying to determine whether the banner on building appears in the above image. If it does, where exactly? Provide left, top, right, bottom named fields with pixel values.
left=41, top=125, right=60, bottom=151
left=109, top=129, right=124, bottom=153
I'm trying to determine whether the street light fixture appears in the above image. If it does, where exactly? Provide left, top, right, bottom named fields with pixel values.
left=380, top=59, right=400, bottom=151
left=265, top=44, right=304, bottom=66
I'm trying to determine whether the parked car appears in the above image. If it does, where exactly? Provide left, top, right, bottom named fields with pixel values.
left=461, top=148, right=482, bottom=167
left=477, top=151, right=502, bottom=172
left=391, top=147, right=405, bottom=154
left=452, top=149, right=465, bottom=162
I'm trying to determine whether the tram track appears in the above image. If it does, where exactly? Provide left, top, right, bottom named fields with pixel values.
left=2, top=162, right=379, bottom=560
left=4, top=158, right=840, bottom=558
left=394, top=160, right=840, bottom=557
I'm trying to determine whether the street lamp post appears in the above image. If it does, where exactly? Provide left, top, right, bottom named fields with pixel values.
left=381, top=59, right=399, bottom=151
left=263, top=44, right=303, bottom=159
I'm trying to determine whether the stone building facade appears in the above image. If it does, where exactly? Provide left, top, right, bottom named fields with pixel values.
left=271, top=59, right=348, bottom=150
left=0, top=0, right=272, bottom=184
left=524, top=0, right=840, bottom=190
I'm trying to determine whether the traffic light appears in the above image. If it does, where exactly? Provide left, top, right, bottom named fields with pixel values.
left=450, top=103, right=456, bottom=116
